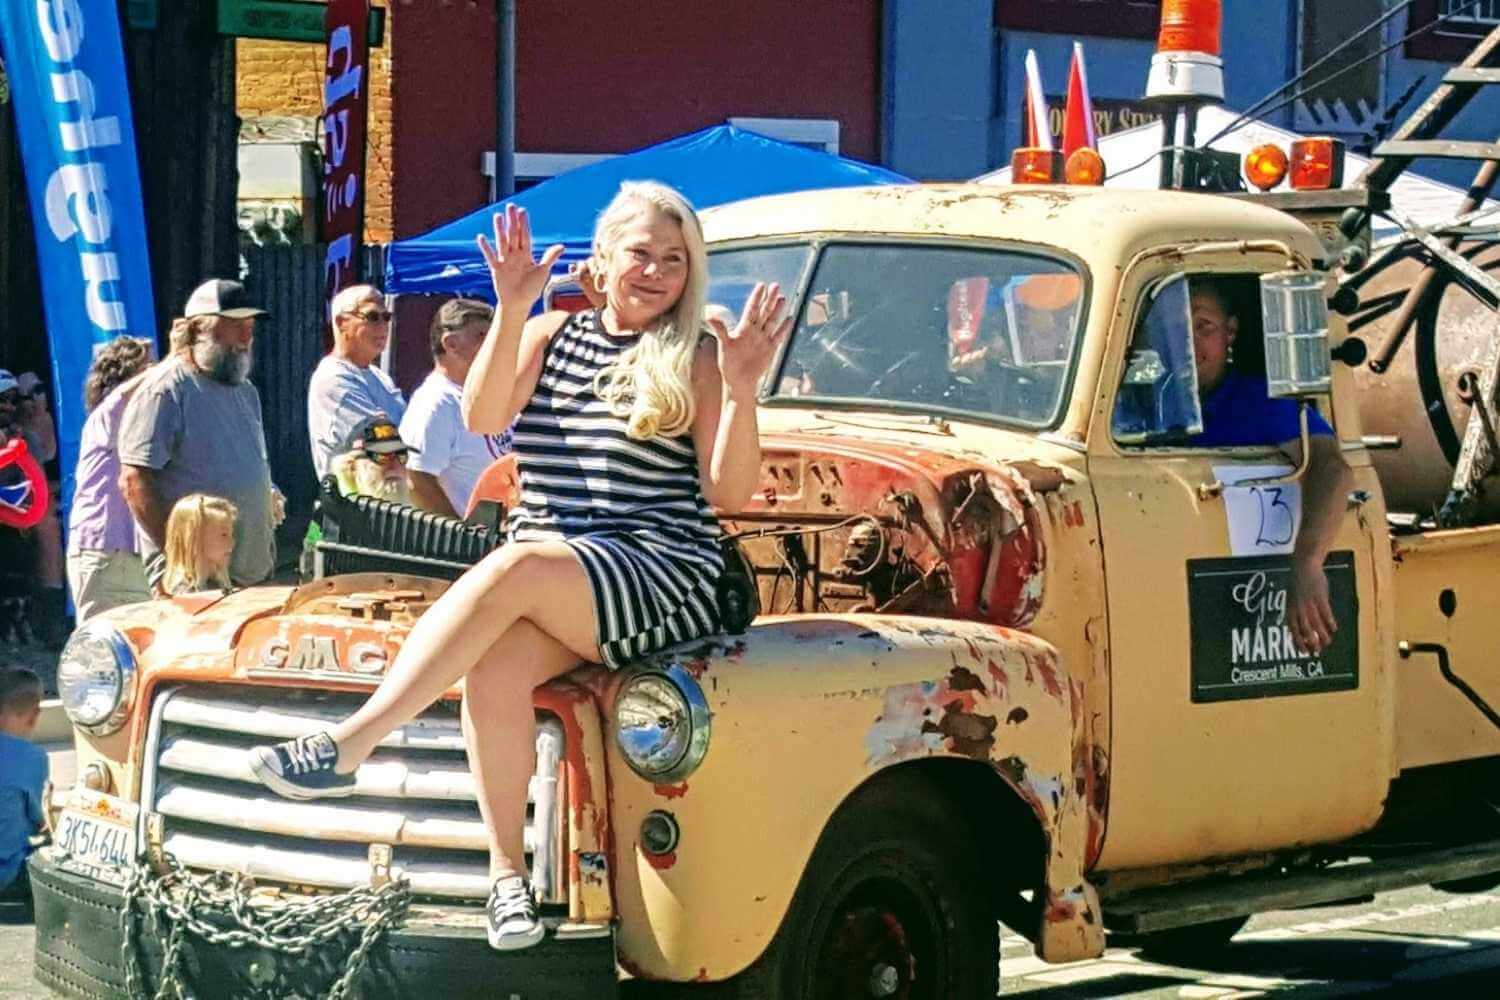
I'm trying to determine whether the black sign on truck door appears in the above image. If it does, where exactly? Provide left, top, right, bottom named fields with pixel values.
left=1187, top=551, right=1359, bottom=703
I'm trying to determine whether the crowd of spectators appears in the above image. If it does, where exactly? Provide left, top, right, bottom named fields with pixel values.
left=1, top=276, right=515, bottom=658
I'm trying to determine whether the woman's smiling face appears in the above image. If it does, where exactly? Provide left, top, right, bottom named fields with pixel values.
left=603, top=206, right=688, bottom=329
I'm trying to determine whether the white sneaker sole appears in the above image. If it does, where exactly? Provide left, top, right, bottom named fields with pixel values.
left=249, top=748, right=357, bottom=801
left=487, top=920, right=546, bottom=952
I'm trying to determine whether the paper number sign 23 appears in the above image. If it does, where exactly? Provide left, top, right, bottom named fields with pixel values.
left=1213, top=465, right=1303, bottom=557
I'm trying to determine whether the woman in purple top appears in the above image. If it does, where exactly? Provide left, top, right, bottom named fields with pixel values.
left=66, top=337, right=154, bottom=624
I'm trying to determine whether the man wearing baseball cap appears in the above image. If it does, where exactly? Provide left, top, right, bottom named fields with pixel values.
left=117, top=279, right=280, bottom=589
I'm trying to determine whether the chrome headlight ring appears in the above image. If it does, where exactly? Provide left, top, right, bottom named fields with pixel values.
left=57, top=624, right=138, bottom=736
left=613, top=661, right=711, bottom=783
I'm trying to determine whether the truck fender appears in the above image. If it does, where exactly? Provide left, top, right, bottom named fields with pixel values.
left=605, top=615, right=1104, bottom=982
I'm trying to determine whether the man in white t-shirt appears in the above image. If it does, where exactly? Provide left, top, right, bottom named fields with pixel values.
left=307, top=284, right=407, bottom=480
left=400, top=298, right=511, bottom=518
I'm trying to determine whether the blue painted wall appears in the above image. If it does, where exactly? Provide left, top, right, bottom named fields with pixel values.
left=882, top=0, right=998, bottom=179
left=1382, top=10, right=1500, bottom=190
left=883, top=0, right=1302, bottom=180
left=882, top=3, right=1498, bottom=186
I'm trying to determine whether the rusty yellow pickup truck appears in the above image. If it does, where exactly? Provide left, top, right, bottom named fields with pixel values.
left=29, top=179, right=1500, bottom=999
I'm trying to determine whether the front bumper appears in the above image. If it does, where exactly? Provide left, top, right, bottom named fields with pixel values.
left=29, top=852, right=619, bottom=999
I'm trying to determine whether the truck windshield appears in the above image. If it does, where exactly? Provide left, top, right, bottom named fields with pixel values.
left=708, top=243, right=1085, bottom=428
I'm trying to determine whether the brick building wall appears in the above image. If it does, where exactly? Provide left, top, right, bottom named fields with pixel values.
left=236, top=37, right=395, bottom=243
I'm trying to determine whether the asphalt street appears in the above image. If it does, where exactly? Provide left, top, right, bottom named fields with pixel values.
left=6, top=744, right=1500, bottom=998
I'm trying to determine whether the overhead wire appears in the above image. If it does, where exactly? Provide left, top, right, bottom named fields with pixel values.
left=1107, top=0, right=1485, bottom=185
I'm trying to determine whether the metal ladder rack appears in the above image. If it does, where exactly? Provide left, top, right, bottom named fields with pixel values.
left=1350, top=24, right=1500, bottom=526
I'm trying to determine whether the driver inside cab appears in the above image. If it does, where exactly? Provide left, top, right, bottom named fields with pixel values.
left=1186, top=276, right=1353, bottom=654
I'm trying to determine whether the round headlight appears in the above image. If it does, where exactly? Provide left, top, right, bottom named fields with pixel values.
left=57, top=625, right=137, bottom=735
left=613, top=663, right=710, bottom=782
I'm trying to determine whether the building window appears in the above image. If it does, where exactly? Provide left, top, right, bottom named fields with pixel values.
left=1408, top=0, right=1496, bottom=61
left=1296, top=0, right=1385, bottom=149
left=727, top=117, right=841, bottom=154
left=994, top=0, right=1160, bottom=41
left=1443, top=0, right=1500, bottom=24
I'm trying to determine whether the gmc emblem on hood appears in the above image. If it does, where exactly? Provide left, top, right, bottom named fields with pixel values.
left=259, top=635, right=388, bottom=675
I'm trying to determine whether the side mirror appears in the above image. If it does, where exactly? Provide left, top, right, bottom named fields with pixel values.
left=1259, top=270, right=1332, bottom=398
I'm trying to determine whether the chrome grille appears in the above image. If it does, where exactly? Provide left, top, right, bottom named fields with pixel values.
left=140, top=685, right=564, bottom=902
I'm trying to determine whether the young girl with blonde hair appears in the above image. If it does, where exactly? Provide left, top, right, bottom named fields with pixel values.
left=161, top=494, right=237, bottom=595
left=250, top=181, right=791, bottom=950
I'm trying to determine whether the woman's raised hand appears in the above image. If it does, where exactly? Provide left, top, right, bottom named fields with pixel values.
left=476, top=204, right=565, bottom=313
left=717, top=282, right=794, bottom=393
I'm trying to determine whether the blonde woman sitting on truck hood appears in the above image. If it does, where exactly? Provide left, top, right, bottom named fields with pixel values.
left=250, top=181, right=792, bottom=951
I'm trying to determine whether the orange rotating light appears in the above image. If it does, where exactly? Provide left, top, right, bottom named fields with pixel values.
left=1244, top=144, right=1289, bottom=191
left=1146, top=0, right=1224, bottom=102
left=1157, top=0, right=1223, bottom=56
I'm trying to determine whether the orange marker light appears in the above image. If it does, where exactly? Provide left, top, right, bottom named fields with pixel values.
left=1244, top=144, right=1289, bottom=191
left=1289, top=137, right=1345, bottom=190
left=1012, top=148, right=1064, bottom=184
left=1157, top=0, right=1222, bottom=57
left=1064, top=147, right=1106, bottom=185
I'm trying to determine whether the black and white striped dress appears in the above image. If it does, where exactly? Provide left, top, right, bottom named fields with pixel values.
left=507, top=310, right=725, bottom=668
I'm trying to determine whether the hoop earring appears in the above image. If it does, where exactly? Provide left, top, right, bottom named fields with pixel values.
left=592, top=270, right=608, bottom=295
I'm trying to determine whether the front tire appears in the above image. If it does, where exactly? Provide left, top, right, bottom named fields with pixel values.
left=722, top=773, right=999, bottom=999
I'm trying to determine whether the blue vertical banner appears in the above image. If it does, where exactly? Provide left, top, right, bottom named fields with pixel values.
left=0, top=0, right=157, bottom=507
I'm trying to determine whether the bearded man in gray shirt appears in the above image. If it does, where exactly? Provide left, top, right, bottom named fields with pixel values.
left=118, top=280, right=278, bottom=589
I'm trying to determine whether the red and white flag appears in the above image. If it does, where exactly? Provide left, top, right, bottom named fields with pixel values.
left=1023, top=49, right=1053, bottom=151
left=1062, top=41, right=1098, bottom=157
left=1062, top=41, right=1097, bottom=158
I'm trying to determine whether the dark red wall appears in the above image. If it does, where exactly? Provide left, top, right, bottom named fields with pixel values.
left=385, top=1, right=882, bottom=390
left=389, top=3, right=498, bottom=240
left=388, top=2, right=499, bottom=389
left=515, top=1, right=882, bottom=160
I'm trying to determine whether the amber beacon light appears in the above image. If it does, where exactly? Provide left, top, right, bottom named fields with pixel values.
left=1244, top=144, right=1289, bottom=191
left=1065, top=147, right=1106, bottom=185
left=1289, top=137, right=1346, bottom=190
left=1012, top=148, right=1064, bottom=184
left=1146, top=0, right=1224, bottom=102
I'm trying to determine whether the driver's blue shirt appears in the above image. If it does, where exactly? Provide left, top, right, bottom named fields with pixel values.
left=1193, top=371, right=1334, bottom=448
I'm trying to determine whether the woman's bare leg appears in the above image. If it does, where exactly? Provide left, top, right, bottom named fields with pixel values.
left=462, top=620, right=582, bottom=876
left=327, top=540, right=600, bottom=768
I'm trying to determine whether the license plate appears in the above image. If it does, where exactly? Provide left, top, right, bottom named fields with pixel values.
left=55, top=789, right=139, bottom=886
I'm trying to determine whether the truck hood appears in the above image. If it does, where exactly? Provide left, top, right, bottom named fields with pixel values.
left=732, top=412, right=1082, bottom=628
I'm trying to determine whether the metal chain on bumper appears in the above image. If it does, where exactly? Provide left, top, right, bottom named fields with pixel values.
left=118, top=853, right=411, bottom=1000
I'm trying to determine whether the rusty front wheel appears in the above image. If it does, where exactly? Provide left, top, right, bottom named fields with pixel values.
left=719, top=773, right=999, bottom=999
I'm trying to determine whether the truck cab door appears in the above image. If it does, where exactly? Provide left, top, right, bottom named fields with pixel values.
left=1088, top=263, right=1392, bottom=871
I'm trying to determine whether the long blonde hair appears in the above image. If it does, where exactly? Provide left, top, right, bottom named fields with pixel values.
left=589, top=182, right=709, bottom=440
left=163, top=494, right=238, bottom=594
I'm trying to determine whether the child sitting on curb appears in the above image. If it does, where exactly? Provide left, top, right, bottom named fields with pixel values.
left=0, top=668, right=48, bottom=918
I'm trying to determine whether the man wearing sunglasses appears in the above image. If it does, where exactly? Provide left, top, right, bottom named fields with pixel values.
left=307, top=284, right=407, bottom=482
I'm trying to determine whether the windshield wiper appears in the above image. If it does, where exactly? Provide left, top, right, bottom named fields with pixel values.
left=811, top=409, right=953, bottom=436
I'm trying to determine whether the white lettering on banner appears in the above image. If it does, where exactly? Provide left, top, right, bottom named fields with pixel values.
left=81, top=252, right=126, bottom=330
left=44, top=162, right=112, bottom=243
left=50, top=69, right=122, bottom=152
left=37, top=0, right=83, bottom=63
left=31, top=0, right=129, bottom=333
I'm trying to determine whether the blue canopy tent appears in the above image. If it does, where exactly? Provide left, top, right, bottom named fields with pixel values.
left=383, top=125, right=910, bottom=298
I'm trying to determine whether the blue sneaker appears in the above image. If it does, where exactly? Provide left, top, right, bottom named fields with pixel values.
left=249, top=732, right=357, bottom=800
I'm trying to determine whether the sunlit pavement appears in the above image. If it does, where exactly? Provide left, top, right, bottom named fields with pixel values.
left=1002, top=885, right=1500, bottom=997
